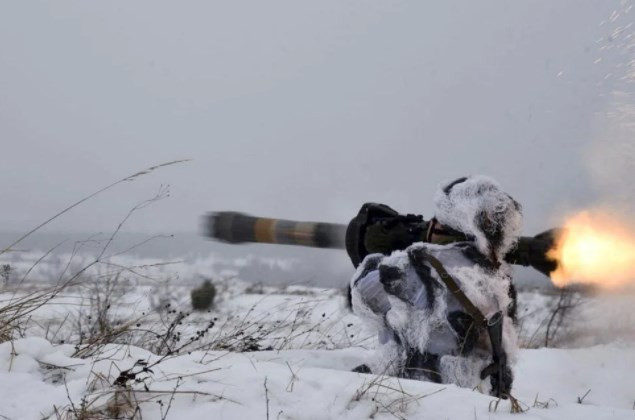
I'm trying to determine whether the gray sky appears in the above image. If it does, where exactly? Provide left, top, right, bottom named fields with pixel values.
left=0, top=0, right=632, bottom=236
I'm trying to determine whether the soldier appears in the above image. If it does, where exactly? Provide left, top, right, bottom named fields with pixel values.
left=349, top=175, right=521, bottom=397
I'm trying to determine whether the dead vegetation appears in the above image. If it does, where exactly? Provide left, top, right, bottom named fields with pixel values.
left=349, top=374, right=447, bottom=420
left=1, top=162, right=188, bottom=345
left=532, top=393, right=558, bottom=409
left=47, top=359, right=224, bottom=420
left=190, top=280, right=216, bottom=311
left=516, top=286, right=587, bottom=348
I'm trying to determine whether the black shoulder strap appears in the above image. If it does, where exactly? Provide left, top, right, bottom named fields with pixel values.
left=409, top=248, right=487, bottom=329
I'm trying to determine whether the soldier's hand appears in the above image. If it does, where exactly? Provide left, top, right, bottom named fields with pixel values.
left=355, top=270, right=392, bottom=315
left=481, top=362, right=513, bottom=398
left=378, top=264, right=404, bottom=295
left=364, top=222, right=412, bottom=255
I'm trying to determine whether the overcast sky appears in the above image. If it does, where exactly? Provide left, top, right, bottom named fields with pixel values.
left=1, top=1, right=632, bottom=236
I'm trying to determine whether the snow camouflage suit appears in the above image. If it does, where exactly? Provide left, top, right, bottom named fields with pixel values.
left=350, top=176, right=521, bottom=395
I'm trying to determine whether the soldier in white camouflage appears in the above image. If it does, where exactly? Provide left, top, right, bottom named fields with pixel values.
left=350, top=175, right=521, bottom=397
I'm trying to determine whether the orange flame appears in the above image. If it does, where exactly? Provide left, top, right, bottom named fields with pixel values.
left=548, top=211, right=635, bottom=289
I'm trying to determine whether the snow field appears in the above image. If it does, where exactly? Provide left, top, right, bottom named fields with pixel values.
left=1, top=253, right=634, bottom=419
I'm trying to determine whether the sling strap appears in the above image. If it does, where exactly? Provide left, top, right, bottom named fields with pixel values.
left=408, top=248, right=487, bottom=329
left=408, top=247, right=511, bottom=398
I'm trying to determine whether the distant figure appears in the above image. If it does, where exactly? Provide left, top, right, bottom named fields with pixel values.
left=350, top=175, right=520, bottom=397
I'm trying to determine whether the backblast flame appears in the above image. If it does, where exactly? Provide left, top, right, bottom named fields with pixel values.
left=548, top=211, right=635, bottom=289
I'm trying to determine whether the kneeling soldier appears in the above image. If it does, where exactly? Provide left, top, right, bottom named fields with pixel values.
left=350, top=175, right=520, bottom=397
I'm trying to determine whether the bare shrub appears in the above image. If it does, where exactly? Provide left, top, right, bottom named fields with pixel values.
left=1, top=263, right=12, bottom=287
left=544, top=287, right=586, bottom=347
left=72, top=272, right=142, bottom=358
left=191, top=280, right=216, bottom=311
left=0, top=281, right=71, bottom=343
left=517, top=286, right=587, bottom=348
left=150, top=279, right=178, bottom=314
left=79, top=274, right=131, bottom=338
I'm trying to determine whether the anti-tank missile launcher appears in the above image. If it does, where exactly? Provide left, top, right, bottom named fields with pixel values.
left=203, top=203, right=560, bottom=277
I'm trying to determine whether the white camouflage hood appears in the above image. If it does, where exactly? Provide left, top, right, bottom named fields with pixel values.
left=433, top=175, right=522, bottom=263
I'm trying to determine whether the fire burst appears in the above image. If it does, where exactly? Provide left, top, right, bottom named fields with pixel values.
left=548, top=211, right=635, bottom=289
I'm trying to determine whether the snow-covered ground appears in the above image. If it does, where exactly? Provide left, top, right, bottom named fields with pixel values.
left=1, top=251, right=634, bottom=419
left=2, top=335, right=635, bottom=420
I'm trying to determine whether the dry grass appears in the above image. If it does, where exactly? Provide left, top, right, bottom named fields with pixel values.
left=488, top=394, right=527, bottom=414
left=533, top=393, right=558, bottom=409
left=349, top=373, right=447, bottom=420
left=1, top=161, right=188, bottom=345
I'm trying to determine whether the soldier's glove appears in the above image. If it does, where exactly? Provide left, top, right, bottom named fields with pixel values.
left=355, top=270, right=392, bottom=315
left=352, top=364, right=372, bottom=374
left=364, top=222, right=414, bottom=256
left=481, top=360, right=513, bottom=398
left=378, top=264, right=409, bottom=301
